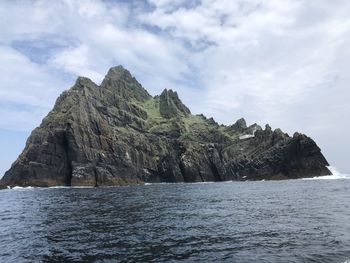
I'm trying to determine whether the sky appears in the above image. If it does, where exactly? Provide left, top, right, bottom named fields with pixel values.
left=0, top=0, right=349, bottom=176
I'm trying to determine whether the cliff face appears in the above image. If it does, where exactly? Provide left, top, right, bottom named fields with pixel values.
left=0, top=66, right=331, bottom=187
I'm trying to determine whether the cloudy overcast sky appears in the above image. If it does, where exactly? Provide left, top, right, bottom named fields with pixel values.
left=0, top=0, right=349, bottom=176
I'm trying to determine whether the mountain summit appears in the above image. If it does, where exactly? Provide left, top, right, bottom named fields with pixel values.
left=0, top=66, right=331, bottom=187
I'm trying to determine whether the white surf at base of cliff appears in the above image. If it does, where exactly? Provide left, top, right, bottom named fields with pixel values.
left=302, top=166, right=349, bottom=180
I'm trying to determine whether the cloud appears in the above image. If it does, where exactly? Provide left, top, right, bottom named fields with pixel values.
left=0, top=0, right=349, bottom=172
left=0, top=0, right=191, bottom=126
left=0, top=45, right=68, bottom=130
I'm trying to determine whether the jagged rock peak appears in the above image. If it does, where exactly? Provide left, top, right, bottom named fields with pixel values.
left=274, top=128, right=285, bottom=136
left=75, top=76, right=95, bottom=85
left=0, top=65, right=332, bottom=188
left=159, top=89, right=191, bottom=118
left=236, top=118, right=247, bottom=128
left=104, top=65, right=132, bottom=80
left=100, top=65, right=151, bottom=101
left=72, top=77, right=97, bottom=92
left=265, top=124, right=272, bottom=132
left=230, top=118, right=247, bottom=132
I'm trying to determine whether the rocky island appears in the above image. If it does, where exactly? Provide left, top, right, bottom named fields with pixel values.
left=0, top=66, right=331, bottom=188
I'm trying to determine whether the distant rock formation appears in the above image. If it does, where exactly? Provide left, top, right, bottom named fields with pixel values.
left=0, top=66, right=331, bottom=187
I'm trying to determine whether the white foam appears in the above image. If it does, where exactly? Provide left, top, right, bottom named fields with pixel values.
left=302, top=166, right=349, bottom=180
left=49, top=186, right=94, bottom=189
left=10, top=186, right=35, bottom=190
left=6, top=185, right=95, bottom=190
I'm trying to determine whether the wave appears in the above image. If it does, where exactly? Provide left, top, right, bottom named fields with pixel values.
left=9, top=186, right=35, bottom=190
left=4, top=166, right=349, bottom=190
left=302, top=166, right=349, bottom=180
left=5, top=185, right=95, bottom=190
left=50, top=186, right=94, bottom=189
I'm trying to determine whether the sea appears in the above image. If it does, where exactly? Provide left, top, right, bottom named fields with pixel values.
left=0, top=167, right=349, bottom=263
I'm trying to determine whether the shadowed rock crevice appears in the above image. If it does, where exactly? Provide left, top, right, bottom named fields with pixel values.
left=178, top=161, right=190, bottom=182
left=209, top=162, right=222, bottom=182
left=62, top=131, right=73, bottom=186
left=0, top=65, right=331, bottom=187
left=93, top=165, right=98, bottom=187
left=197, top=169, right=204, bottom=182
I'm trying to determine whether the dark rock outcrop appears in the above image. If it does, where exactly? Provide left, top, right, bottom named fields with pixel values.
left=159, top=89, right=191, bottom=118
left=0, top=66, right=331, bottom=187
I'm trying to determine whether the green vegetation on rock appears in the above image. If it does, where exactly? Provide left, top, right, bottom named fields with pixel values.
left=0, top=65, right=331, bottom=188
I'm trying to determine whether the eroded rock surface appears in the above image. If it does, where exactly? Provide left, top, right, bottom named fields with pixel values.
left=0, top=66, right=331, bottom=187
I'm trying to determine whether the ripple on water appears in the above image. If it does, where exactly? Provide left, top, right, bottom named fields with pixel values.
left=0, top=179, right=350, bottom=262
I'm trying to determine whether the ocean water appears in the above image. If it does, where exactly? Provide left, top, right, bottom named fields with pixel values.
left=0, top=173, right=350, bottom=263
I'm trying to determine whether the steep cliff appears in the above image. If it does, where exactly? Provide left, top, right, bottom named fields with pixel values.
left=0, top=66, right=331, bottom=187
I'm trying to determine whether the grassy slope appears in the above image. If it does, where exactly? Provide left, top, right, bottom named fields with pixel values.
left=130, top=97, right=240, bottom=145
